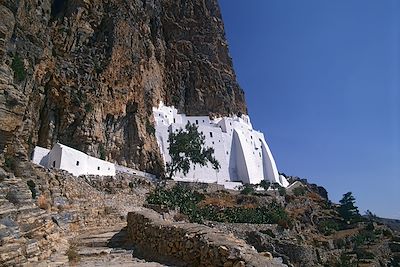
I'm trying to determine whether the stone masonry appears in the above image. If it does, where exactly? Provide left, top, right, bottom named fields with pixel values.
left=127, top=209, right=286, bottom=267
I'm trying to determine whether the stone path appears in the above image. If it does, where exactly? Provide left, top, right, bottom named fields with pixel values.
left=74, top=224, right=171, bottom=267
left=34, top=223, right=172, bottom=266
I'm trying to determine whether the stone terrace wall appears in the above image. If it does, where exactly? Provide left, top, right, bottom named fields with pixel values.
left=127, top=209, right=286, bottom=267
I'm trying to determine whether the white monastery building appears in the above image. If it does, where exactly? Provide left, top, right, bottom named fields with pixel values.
left=153, top=102, right=289, bottom=188
left=32, top=143, right=116, bottom=176
left=31, top=102, right=288, bottom=190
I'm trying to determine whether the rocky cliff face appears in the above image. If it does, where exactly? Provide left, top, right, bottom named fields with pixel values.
left=0, top=0, right=247, bottom=174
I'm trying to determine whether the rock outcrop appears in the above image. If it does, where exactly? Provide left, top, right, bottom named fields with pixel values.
left=0, top=0, right=247, bottom=175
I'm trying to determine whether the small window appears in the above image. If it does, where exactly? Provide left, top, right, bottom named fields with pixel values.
left=230, top=122, right=232, bottom=125
left=212, top=141, right=215, bottom=145
left=108, top=167, right=110, bottom=170
left=196, top=120, right=198, bottom=125
left=209, top=132, right=213, bottom=138
left=52, top=161, right=56, bottom=168
left=226, top=151, right=229, bottom=155
left=173, top=118, right=176, bottom=123
left=76, top=161, right=79, bottom=166
left=159, top=114, right=161, bottom=117
left=97, top=166, right=100, bottom=170
left=251, top=136, right=253, bottom=139
left=202, top=120, right=205, bottom=123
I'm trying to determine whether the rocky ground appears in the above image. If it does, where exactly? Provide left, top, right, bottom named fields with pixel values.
left=0, top=160, right=399, bottom=266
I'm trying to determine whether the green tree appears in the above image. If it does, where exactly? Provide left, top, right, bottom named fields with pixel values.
left=338, top=192, right=360, bottom=224
left=166, top=122, right=220, bottom=179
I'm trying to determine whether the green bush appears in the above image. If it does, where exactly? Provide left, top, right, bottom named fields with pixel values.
left=354, top=248, right=375, bottom=260
left=147, top=185, right=292, bottom=228
left=318, top=219, right=340, bottom=235
left=353, top=229, right=376, bottom=247
left=11, top=54, right=26, bottom=82
left=27, top=180, right=37, bottom=199
left=240, top=184, right=255, bottom=195
left=278, top=186, right=286, bottom=196
left=84, top=103, right=93, bottom=112
left=99, top=144, right=106, bottom=160
left=4, top=155, right=17, bottom=172
left=292, top=186, right=306, bottom=196
left=146, top=121, right=155, bottom=135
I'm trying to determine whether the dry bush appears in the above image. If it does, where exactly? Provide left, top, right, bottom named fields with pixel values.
left=37, top=195, right=50, bottom=210
left=66, top=242, right=80, bottom=263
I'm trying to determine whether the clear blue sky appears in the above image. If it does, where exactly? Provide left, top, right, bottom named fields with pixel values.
left=219, top=0, right=400, bottom=219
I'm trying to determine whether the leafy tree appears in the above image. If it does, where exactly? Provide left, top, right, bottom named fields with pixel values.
left=338, top=192, right=360, bottom=224
left=166, top=122, right=220, bottom=179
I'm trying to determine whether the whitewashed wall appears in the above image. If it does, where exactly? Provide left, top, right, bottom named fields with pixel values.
left=153, top=102, right=289, bottom=187
left=32, top=146, right=50, bottom=166
left=32, top=143, right=116, bottom=177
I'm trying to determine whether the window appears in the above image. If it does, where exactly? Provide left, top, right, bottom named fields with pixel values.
left=212, top=141, right=214, bottom=145
left=251, top=136, right=253, bottom=139
left=108, top=167, right=110, bottom=170
left=202, top=120, right=205, bottom=123
left=52, top=161, right=56, bottom=168
left=97, top=166, right=100, bottom=170
left=209, top=132, right=213, bottom=138
left=173, top=118, right=175, bottom=123
left=76, top=161, right=79, bottom=166
left=196, top=120, right=198, bottom=125
left=226, top=151, right=229, bottom=155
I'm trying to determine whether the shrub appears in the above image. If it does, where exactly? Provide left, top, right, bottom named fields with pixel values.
left=318, top=219, right=340, bottom=235
left=27, top=180, right=37, bottom=199
left=259, top=180, right=270, bottom=190
left=84, top=102, right=93, bottom=112
left=6, top=190, right=20, bottom=205
left=37, top=195, right=50, bottom=210
left=293, top=186, right=306, bottom=196
left=66, top=243, right=80, bottom=262
left=353, top=229, right=376, bottom=247
left=11, top=54, right=26, bottom=82
left=99, top=144, right=106, bottom=160
left=278, top=186, right=286, bottom=196
left=147, top=185, right=292, bottom=227
left=240, top=184, right=255, bottom=195
left=146, top=121, right=155, bottom=135
left=4, top=155, right=17, bottom=172
left=333, top=252, right=357, bottom=267
left=354, top=248, right=375, bottom=260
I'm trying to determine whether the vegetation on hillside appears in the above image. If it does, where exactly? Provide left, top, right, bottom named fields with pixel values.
left=147, top=184, right=292, bottom=228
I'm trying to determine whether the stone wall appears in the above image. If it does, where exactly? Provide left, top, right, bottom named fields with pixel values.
left=126, top=209, right=286, bottom=267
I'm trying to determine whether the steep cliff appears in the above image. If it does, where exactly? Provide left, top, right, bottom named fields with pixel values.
left=0, top=0, right=247, bottom=174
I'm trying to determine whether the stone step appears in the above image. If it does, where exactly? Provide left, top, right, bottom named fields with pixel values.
left=78, top=247, right=113, bottom=257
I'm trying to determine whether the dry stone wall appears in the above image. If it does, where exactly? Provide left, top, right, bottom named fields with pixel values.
left=127, top=209, right=286, bottom=267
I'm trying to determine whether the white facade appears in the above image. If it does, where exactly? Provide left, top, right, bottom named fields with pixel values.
left=153, top=102, right=289, bottom=188
left=32, top=143, right=116, bottom=177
